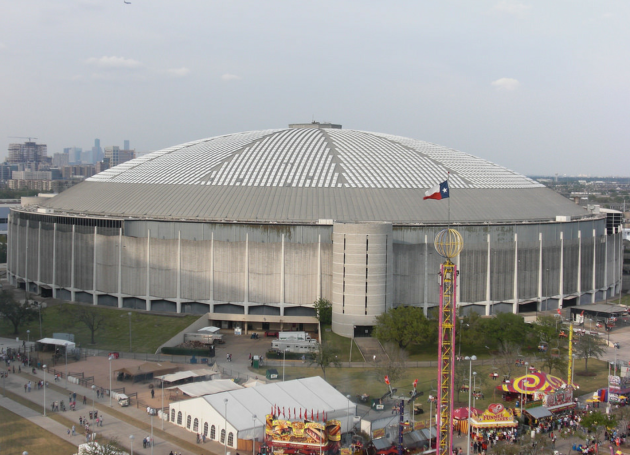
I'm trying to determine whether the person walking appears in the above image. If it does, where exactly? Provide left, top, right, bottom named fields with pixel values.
left=151, top=388, right=155, bottom=399
left=72, top=425, right=76, bottom=436
left=83, top=395, right=87, bottom=405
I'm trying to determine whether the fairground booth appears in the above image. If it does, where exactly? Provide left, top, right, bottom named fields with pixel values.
left=497, top=370, right=576, bottom=423
left=468, top=404, right=518, bottom=435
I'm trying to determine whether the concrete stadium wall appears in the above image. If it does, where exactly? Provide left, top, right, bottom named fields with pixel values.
left=6, top=211, right=624, bottom=338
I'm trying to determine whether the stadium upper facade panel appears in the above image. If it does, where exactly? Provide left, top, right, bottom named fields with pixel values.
left=41, top=123, right=587, bottom=224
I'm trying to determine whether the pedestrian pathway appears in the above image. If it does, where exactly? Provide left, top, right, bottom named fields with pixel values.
left=1, top=367, right=222, bottom=455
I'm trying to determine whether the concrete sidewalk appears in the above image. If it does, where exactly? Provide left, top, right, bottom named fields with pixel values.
left=0, top=366, right=221, bottom=455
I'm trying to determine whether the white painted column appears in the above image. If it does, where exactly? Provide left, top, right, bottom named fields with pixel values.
left=611, top=226, right=617, bottom=297
left=52, top=223, right=57, bottom=299
left=619, top=225, right=624, bottom=296
left=317, top=235, right=322, bottom=300
left=71, top=225, right=76, bottom=302
left=146, top=230, right=151, bottom=311
left=577, top=231, right=582, bottom=295
left=538, top=233, right=543, bottom=311
left=117, top=228, right=123, bottom=308
left=244, top=233, right=249, bottom=304
left=280, top=234, right=285, bottom=305
left=604, top=232, right=608, bottom=299
left=423, top=234, right=428, bottom=316
left=177, top=231, right=181, bottom=313
left=93, top=226, right=98, bottom=305
left=485, top=234, right=491, bottom=316
left=592, top=229, right=597, bottom=303
left=16, top=218, right=20, bottom=283
left=6, top=214, right=11, bottom=278
left=24, top=219, right=29, bottom=292
left=210, top=232, right=214, bottom=304
left=558, top=232, right=564, bottom=308
left=513, top=233, right=518, bottom=313
left=37, top=222, right=42, bottom=287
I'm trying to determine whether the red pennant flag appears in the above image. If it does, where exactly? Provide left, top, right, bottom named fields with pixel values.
left=557, top=308, right=562, bottom=315
left=385, top=375, right=390, bottom=385
left=317, top=411, right=320, bottom=421
left=311, top=410, right=314, bottom=420
left=413, top=379, right=418, bottom=389
left=294, top=408, right=296, bottom=419
left=299, top=409, right=302, bottom=419
left=283, top=407, right=285, bottom=417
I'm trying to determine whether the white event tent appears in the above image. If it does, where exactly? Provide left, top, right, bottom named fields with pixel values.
left=168, top=376, right=355, bottom=450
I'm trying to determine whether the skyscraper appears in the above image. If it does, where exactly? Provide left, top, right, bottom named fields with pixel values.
left=124, top=140, right=130, bottom=150
left=7, top=141, right=48, bottom=169
left=92, top=138, right=103, bottom=162
left=104, top=146, right=135, bottom=167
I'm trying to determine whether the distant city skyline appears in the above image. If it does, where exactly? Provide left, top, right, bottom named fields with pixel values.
left=1, top=1, right=628, bottom=176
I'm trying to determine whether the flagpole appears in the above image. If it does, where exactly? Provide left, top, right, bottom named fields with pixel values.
left=447, top=171, right=451, bottom=232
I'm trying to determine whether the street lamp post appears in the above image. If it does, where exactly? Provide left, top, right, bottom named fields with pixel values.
left=128, top=312, right=132, bottom=352
left=224, top=398, right=228, bottom=455
left=282, top=348, right=288, bottom=382
left=43, top=364, right=47, bottom=416
left=522, top=362, right=529, bottom=413
left=129, top=435, right=134, bottom=455
left=472, top=372, right=477, bottom=409
left=150, top=414, right=154, bottom=455
left=109, top=355, right=113, bottom=407
left=465, top=355, right=477, bottom=455
left=346, top=394, right=352, bottom=435
left=64, top=343, right=68, bottom=390
left=26, top=330, right=30, bottom=367
left=252, top=414, right=257, bottom=455
left=161, top=378, right=164, bottom=430
left=91, top=385, right=96, bottom=421
left=458, top=322, right=469, bottom=358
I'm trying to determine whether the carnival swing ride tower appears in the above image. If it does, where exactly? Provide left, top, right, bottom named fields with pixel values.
left=434, top=228, right=464, bottom=455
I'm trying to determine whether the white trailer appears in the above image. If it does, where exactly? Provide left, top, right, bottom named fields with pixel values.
left=272, top=339, right=319, bottom=353
left=278, top=331, right=311, bottom=341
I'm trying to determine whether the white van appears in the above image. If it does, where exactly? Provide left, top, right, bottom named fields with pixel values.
left=117, top=394, right=130, bottom=407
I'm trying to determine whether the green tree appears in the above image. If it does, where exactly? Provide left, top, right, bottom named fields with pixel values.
left=479, top=313, right=531, bottom=353
left=0, top=289, right=39, bottom=335
left=61, top=304, right=108, bottom=344
left=574, top=333, right=607, bottom=372
left=373, top=306, right=436, bottom=349
left=309, top=342, right=341, bottom=380
left=313, top=298, right=332, bottom=325
left=532, top=315, right=562, bottom=344
left=580, top=411, right=617, bottom=447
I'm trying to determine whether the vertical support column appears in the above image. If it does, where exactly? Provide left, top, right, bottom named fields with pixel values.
left=37, top=221, right=42, bottom=286
left=604, top=232, right=608, bottom=299
left=423, top=234, right=429, bottom=316
left=592, top=229, right=597, bottom=303
left=611, top=226, right=617, bottom=297
left=24, top=220, right=29, bottom=289
left=146, top=230, right=151, bottom=311
left=71, top=225, right=76, bottom=302
left=485, top=234, right=491, bottom=316
left=6, top=213, right=11, bottom=278
left=317, top=235, right=322, bottom=300
left=210, top=232, right=214, bottom=304
left=177, top=231, right=181, bottom=313
left=577, top=231, right=582, bottom=295
left=513, top=233, right=518, bottom=313
left=558, top=232, right=564, bottom=308
left=538, top=233, right=543, bottom=311
left=16, top=217, right=20, bottom=283
left=52, top=223, right=57, bottom=299
left=93, top=226, right=98, bottom=305
left=117, top=228, right=123, bottom=308
left=280, top=234, right=285, bottom=305
left=244, top=233, right=249, bottom=304
left=620, top=225, right=624, bottom=298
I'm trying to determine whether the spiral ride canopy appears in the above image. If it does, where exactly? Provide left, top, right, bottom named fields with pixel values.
left=497, top=371, right=569, bottom=394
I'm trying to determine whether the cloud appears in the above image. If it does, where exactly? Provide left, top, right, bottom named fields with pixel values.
left=221, top=73, right=242, bottom=82
left=0, top=42, right=6, bottom=50
left=492, top=1, right=532, bottom=15
left=491, top=78, right=520, bottom=91
left=85, top=56, right=143, bottom=69
left=167, top=67, right=190, bottom=77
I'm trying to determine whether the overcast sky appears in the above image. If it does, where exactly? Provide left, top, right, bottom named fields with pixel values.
left=0, top=1, right=628, bottom=176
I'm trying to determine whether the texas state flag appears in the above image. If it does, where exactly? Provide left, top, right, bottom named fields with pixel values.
left=423, top=180, right=449, bottom=200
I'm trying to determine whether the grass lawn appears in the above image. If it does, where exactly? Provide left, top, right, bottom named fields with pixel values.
left=252, top=356, right=611, bottom=413
left=0, top=303, right=200, bottom=353
left=322, top=327, right=364, bottom=362
left=0, top=407, right=77, bottom=455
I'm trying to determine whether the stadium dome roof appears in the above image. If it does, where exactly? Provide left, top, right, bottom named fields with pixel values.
left=42, top=124, right=589, bottom=224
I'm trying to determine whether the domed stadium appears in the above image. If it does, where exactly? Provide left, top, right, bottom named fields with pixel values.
left=7, top=123, right=624, bottom=338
